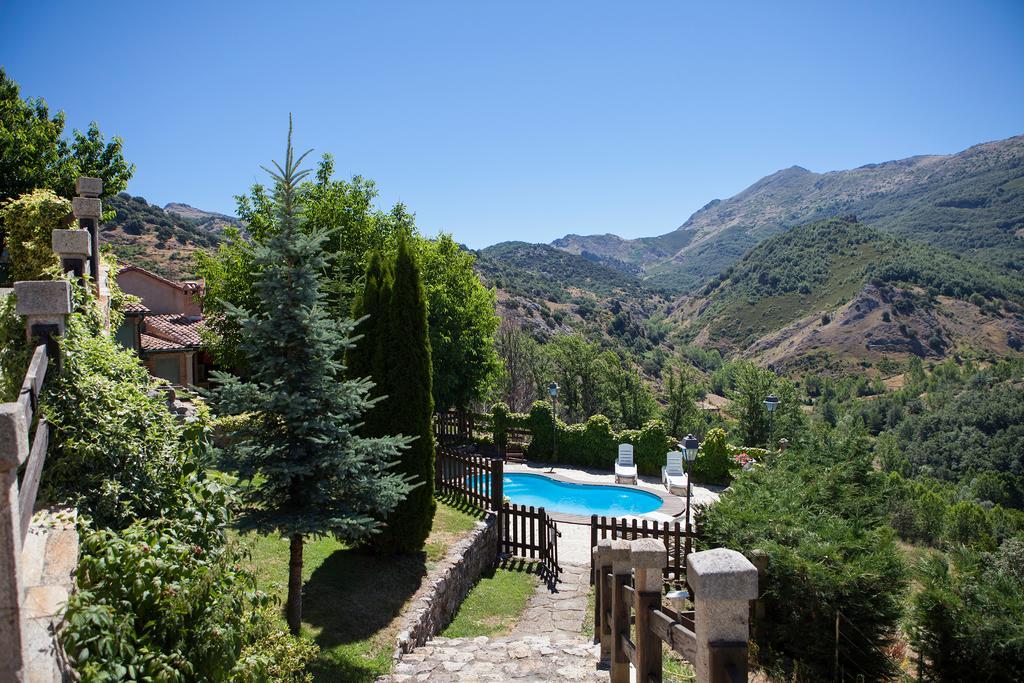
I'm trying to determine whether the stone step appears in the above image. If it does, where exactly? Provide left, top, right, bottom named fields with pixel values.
left=390, top=635, right=606, bottom=682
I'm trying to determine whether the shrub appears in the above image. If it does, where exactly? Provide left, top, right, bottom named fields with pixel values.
left=63, top=510, right=316, bottom=682
left=910, top=541, right=1024, bottom=681
left=42, top=308, right=192, bottom=530
left=701, top=441, right=907, bottom=681
left=691, top=427, right=730, bottom=482
left=0, top=188, right=70, bottom=281
left=518, top=401, right=674, bottom=474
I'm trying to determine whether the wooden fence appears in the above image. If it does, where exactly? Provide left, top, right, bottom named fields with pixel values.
left=1, top=345, right=52, bottom=679
left=435, top=444, right=504, bottom=512
left=500, top=502, right=562, bottom=583
left=434, top=409, right=493, bottom=444
left=594, top=539, right=755, bottom=683
left=590, top=515, right=697, bottom=586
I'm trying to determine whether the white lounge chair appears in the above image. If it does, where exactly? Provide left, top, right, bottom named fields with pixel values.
left=615, top=443, right=637, bottom=484
left=662, top=451, right=687, bottom=495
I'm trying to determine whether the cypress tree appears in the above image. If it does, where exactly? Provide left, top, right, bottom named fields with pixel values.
left=348, top=251, right=392, bottom=437
left=377, top=236, right=436, bottom=552
left=213, top=120, right=414, bottom=634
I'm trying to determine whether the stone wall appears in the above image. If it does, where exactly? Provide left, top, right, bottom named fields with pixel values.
left=393, top=512, right=498, bottom=660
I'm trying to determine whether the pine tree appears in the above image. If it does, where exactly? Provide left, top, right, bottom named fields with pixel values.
left=371, top=236, right=436, bottom=553
left=213, top=119, right=413, bottom=634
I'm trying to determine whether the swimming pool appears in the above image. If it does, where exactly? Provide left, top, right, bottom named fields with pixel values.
left=503, top=473, right=663, bottom=517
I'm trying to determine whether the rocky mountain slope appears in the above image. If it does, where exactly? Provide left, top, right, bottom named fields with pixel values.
left=101, top=193, right=225, bottom=279
left=555, top=135, right=1024, bottom=292
left=163, top=203, right=243, bottom=235
left=676, top=217, right=1024, bottom=373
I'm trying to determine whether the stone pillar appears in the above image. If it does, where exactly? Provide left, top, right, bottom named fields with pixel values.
left=687, top=548, right=758, bottom=683
left=51, top=228, right=91, bottom=282
left=13, top=281, right=72, bottom=363
left=0, top=402, right=29, bottom=682
left=608, top=539, right=631, bottom=683
left=593, top=538, right=612, bottom=657
left=631, top=538, right=666, bottom=681
left=72, top=177, right=102, bottom=288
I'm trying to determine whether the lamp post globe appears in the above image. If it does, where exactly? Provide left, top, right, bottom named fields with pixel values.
left=679, top=434, right=700, bottom=540
left=763, top=393, right=779, bottom=449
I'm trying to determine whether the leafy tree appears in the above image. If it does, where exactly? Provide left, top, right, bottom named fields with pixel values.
left=212, top=123, right=414, bottom=633
left=729, top=362, right=803, bottom=448
left=193, top=228, right=257, bottom=370
left=547, top=333, right=606, bottom=423
left=601, top=351, right=656, bottom=429
left=662, top=363, right=702, bottom=438
left=495, top=318, right=550, bottom=412
left=417, top=234, right=500, bottom=409
left=0, top=188, right=70, bottom=281
left=943, top=500, right=996, bottom=550
left=0, top=68, right=133, bottom=244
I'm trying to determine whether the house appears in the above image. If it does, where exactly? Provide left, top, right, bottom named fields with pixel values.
left=115, top=265, right=210, bottom=386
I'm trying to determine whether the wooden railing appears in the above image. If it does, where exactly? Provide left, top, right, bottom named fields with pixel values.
left=590, top=515, right=697, bottom=587
left=1, top=344, right=52, bottom=679
left=594, top=538, right=757, bottom=683
left=435, top=444, right=503, bottom=512
left=500, top=502, right=562, bottom=583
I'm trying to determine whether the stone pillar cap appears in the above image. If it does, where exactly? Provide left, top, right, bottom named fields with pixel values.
left=72, top=197, right=101, bottom=219
left=594, top=537, right=613, bottom=560
left=687, top=548, right=758, bottom=600
left=75, top=177, right=103, bottom=197
left=609, top=539, right=632, bottom=573
left=52, top=229, right=92, bottom=255
left=630, top=537, right=667, bottom=569
left=13, top=280, right=73, bottom=316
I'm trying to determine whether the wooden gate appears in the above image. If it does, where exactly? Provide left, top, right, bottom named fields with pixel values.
left=501, top=502, right=562, bottom=585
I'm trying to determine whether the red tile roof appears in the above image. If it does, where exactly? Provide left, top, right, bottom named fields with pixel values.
left=140, top=333, right=185, bottom=352
left=141, top=314, right=204, bottom=351
left=122, top=299, right=150, bottom=313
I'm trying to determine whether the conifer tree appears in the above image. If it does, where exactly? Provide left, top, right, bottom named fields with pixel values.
left=347, top=250, right=392, bottom=437
left=372, top=236, right=436, bottom=552
left=351, top=239, right=436, bottom=552
left=213, top=119, right=413, bottom=634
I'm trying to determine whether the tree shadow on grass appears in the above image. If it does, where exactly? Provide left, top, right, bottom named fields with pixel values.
left=303, top=546, right=428, bottom=681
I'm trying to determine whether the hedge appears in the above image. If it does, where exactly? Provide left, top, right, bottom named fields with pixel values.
left=491, top=401, right=757, bottom=483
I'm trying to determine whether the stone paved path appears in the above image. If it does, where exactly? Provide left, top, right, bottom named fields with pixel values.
left=509, top=562, right=590, bottom=640
left=390, top=562, right=604, bottom=681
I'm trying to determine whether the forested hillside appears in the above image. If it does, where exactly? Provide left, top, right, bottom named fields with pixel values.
left=681, top=217, right=1024, bottom=371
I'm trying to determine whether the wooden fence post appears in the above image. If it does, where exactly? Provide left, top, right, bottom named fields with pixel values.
left=687, top=548, right=758, bottom=683
left=609, top=539, right=632, bottom=683
left=0, top=403, right=29, bottom=681
left=632, top=538, right=667, bottom=682
left=490, top=458, right=503, bottom=512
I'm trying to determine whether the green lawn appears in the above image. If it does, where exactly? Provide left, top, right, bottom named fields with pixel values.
left=441, top=563, right=538, bottom=638
left=233, top=499, right=480, bottom=682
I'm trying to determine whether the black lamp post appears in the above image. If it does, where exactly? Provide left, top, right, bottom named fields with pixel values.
left=681, top=434, right=700, bottom=537
left=548, top=382, right=559, bottom=473
left=763, top=393, right=779, bottom=449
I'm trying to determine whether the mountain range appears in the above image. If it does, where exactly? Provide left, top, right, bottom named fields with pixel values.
left=102, top=134, right=1024, bottom=374
left=552, top=135, right=1024, bottom=292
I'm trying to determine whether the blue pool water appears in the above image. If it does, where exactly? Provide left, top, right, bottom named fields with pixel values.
left=503, top=473, right=663, bottom=517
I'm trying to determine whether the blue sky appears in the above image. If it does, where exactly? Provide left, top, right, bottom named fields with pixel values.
left=3, top=1, right=1023, bottom=249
